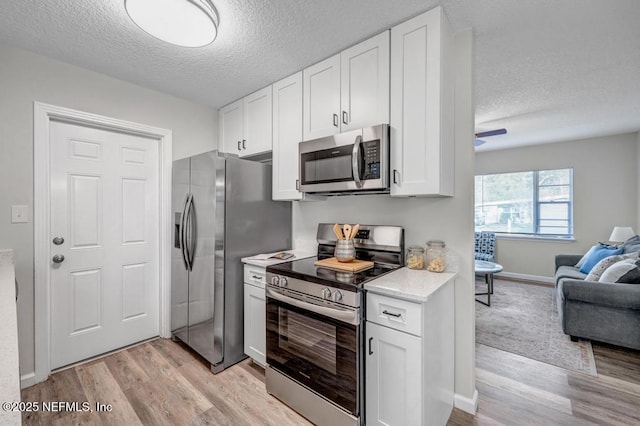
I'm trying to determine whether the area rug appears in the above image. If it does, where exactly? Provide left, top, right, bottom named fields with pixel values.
left=475, top=279, right=597, bottom=376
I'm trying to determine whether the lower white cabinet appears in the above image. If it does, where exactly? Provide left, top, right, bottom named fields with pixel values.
left=243, top=265, right=266, bottom=366
left=365, top=280, right=454, bottom=426
left=366, top=322, right=422, bottom=425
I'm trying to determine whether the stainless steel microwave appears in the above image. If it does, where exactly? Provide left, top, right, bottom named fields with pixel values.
left=298, top=124, right=389, bottom=194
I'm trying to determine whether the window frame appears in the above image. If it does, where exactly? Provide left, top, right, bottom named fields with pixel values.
left=475, top=168, right=574, bottom=239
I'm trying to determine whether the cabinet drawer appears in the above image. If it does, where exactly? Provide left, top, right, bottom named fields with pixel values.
left=366, top=292, right=422, bottom=337
left=244, top=265, right=267, bottom=288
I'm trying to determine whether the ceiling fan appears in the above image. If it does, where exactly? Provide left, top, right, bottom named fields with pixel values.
left=474, top=128, right=507, bottom=147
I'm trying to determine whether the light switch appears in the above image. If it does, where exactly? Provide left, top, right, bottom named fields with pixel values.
left=11, top=205, right=28, bottom=223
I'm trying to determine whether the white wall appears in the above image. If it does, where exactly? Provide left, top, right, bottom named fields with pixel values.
left=476, top=133, right=638, bottom=278
left=0, top=43, right=218, bottom=378
left=292, top=30, right=477, bottom=406
left=637, top=131, right=640, bottom=232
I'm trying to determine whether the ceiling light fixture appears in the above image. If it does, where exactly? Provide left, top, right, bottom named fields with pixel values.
left=125, top=0, right=219, bottom=48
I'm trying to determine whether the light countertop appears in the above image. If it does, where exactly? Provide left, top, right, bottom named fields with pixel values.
left=0, top=249, right=21, bottom=425
left=241, top=249, right=316, bottom=267
left=365, top=267, right=457, bottom=303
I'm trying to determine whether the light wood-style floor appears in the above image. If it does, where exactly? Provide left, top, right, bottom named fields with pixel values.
left=22, top=337, right=640, bottom=425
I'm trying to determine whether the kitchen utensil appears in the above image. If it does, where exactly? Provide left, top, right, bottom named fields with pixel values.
left=333, top=223, right=343, bottom=240
left=343, top=224, right=352, bottom=240
left=314, top=257, right=374, bottom=272
left=350, top=224, right=360, bottom=240
left=334, top=239, right=355, bottom=262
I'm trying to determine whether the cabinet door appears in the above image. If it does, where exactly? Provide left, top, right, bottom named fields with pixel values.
left=219, top=99, right=244, bottom=155
left=243, top=283, right=266, bottom=366
left=243, top=86, right=273, bottom=157
left=390, top=6, right=454, bottom=197
left=366, top=322, right=422, bottom=426
left=340, top=31, right=390, bottom=132
left=272, top=72, right=303, bottom=200
left=303, top=54, right=341, bottom=141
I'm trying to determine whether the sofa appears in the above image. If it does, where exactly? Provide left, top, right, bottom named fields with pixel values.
left=555, top=251, right=640, bottom=350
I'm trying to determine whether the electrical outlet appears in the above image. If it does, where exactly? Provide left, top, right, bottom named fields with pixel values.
left=11, top=205, right=28, bottom=223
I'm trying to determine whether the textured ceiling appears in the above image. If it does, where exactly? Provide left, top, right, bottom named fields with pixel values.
left=0, top=0, right=639, bottom=150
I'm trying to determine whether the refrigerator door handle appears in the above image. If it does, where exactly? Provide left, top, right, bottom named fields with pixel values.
left=179, top=194, right=189, bottom=270
left=187, top=194, right=197, bottom=269
left=183, top=193, right=194, bottom=271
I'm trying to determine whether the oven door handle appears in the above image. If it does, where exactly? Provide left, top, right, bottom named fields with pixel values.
left=266, top=288, right=359, bottom=326
left=351, top=134, right=364, bottom=188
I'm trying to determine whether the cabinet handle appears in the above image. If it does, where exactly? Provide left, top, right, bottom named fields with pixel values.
left=393, top=169, right=400, bottom=185
left=368, top=337, right=373, bottom=355
left=333, top=114, right=339, bottom=127
left=296, top=179, right=300, bottom=190
left=242, top=139, right=246, bottom=150
left=237, top=141, right=242, bottom=151
left=342, top=111, right=348, bottom=125
left=252, top=275, right=263, bottom=280
left=382, top=310, right=402, bottom=318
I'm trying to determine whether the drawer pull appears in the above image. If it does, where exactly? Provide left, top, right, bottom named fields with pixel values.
left=252, top=275, right=263, bottom=280
left=382, top=310, right=402, bottom=318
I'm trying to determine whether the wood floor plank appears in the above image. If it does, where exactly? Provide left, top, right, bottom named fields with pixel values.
left=103, top=349, right=150, bottom=393
left=75, top=361, right=142, bottom=426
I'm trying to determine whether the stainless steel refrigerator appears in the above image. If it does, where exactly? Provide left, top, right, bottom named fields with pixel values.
left=171, top=151, right=291, bottom=373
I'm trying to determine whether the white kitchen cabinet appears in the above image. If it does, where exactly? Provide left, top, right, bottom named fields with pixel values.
left=219, top=86, right=272, bottom=157
left=303, top=31, right=389, bottom=141
left=365, top=278, right=454, bottom=426
left=272, top=72, right=304, bottom=200
left=390, top=6, right=454, bottom=197
left=243, top=264, right=267, bottom=366
left=219, top=99, right=244, bottom=155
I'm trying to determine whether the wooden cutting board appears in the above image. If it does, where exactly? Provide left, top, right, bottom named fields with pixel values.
left=314, top=257, right=374, bottom=272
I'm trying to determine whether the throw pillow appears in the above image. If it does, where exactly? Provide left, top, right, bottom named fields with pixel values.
left=584, top=252, right=640, bottom=281
left=579, top=245, right=623, bottom=274
left=575, top=245, right=597, bottom=268
left=599, top=259, right=640, bottom=283
left=622, top=234, right=640, bottom=255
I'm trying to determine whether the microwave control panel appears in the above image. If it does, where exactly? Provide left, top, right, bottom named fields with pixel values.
left=363, top=140, right=381, bottom=179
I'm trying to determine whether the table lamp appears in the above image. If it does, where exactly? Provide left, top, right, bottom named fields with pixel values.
left=608, top=226, right=635, bottom=244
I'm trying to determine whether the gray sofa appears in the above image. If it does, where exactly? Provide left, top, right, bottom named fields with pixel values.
left=555, top=254, right=640, bottom=350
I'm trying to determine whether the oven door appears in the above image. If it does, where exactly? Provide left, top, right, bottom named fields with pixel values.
left=266, top=286, right=360, bottom=416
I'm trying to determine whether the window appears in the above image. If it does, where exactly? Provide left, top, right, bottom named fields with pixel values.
left=475, top=168, right=573, bottom=238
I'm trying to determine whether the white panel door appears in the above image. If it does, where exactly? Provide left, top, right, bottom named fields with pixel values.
left=272, top=72, right=303, bottom=200
left=50, top=120, right=159, bottom=369
left=243, top=85, right=272, bottom=157
left=220, top=99, right=244, bottom=155
left=340, top=31, right=390, bottom=132
left=366, top=322, right=422, bottom=426
left=303, top=53, right=341, bottom=141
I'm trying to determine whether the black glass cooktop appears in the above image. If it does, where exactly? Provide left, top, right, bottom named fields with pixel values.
left=267, top=256, right=401, bottom=291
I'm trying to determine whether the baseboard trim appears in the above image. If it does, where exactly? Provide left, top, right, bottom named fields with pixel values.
left=21, top=371, right=37, bottom=389
left=497, top=271, right=554, bottom=285
left=454, top=389, right=478, bottom=414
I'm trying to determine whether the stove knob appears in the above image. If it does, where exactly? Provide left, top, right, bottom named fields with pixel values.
left=332, top=290, right=343, bottom=302
left=271, top=276, right=280, bottom=286
left=322, top=288, right=332, bottom=300
left=279, top=277, right=288, bottom=287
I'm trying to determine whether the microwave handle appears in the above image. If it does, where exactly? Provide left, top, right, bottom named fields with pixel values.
left=351, top=134, right=364, bottom=188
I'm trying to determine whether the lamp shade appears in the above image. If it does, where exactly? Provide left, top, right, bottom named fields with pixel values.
left=125, top=0, right=219, bottom=48
left=608, top=226, right=635, bottom=243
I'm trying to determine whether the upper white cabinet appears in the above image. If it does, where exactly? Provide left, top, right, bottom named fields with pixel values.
left=220, top=86, right=272, bottom=157
left=390, top=6, right=454, bottom=197
left=272, top=72, right=304, bottom=200
left=303, top=31, right=389, bottom=141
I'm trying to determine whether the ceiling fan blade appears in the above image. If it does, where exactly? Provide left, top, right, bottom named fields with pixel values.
left=474, top=139, right=486, bottom=147
left=475, top=128, right=507, bottom=138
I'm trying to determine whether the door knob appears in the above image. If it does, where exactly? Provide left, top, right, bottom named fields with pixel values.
left=52, top=254, right=65, bottom=264
left=52, top=236, right=64, bottom=245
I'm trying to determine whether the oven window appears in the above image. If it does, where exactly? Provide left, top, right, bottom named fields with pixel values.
left=279, top=309, right=337, bottom=375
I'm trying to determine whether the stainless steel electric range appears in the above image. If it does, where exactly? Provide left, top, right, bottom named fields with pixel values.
left=265, top=223, right=405, bottom=426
